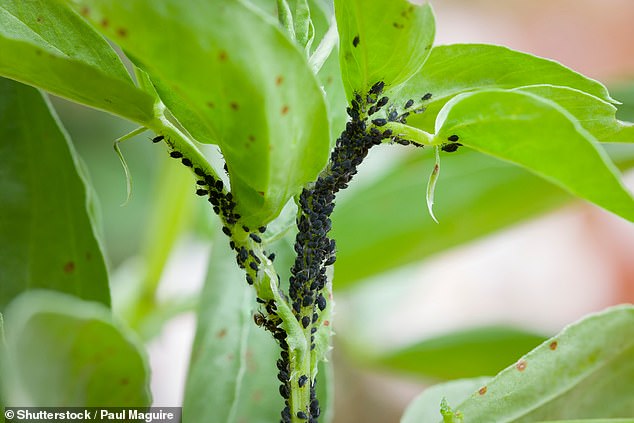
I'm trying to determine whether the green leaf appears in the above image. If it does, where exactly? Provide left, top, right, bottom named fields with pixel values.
left=0, top=78, right=110, bottom=311
left=434, top=90, right=634, bottom=222
left=0, top=1, right=154, bottom=124
left=515, top=85, right=634, bottom=143
left=396, top=44, right=615, bottom=133
left=1, top=290, right=151, bottom=406
left=331, top=150, right=569, bottom=287
left=183, top=231, right=282, bottom=423
left=402, top=378, right=489, bottom=423
left=73, top=0, right=331, bottom=227
left=444, top=305, right=634, bottom=422
left=335, top=0, right=435, bottom=99
left=375, top=326, right=546, bottom=380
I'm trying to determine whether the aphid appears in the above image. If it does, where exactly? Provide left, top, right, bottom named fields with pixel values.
left=152, top=135, right=164, bottom=143
left=376, top=96, right=389, bottom=108
left=279, top=384, right=290, bottom=399
left=229, top=240, right=236, bottom=250
left=194, top=167, right=205, bottom=177
left=370, top=81, right=385, bottom=95
left=249, top=233, right=262, bottom=243
left=297, top=411, right=307, bottom=420
left=258, top=226, right=266, bottom=233
left=277, top=370, right=289, bottom=383
left=196, top=189, right=208, bottom=196
left=422, top=92, right=433, bottom=101
left=170, top=151, right=183, bottom=159
left=372, top=118, right=387, bottom=127
left=448, top=134, right=460, bottom=142
left=215, top=180, right=223, bottom=190
left=301, top=316, right=310, bottom=329
left=249, top=261, right=259, bottom=271
left=388, top=110, right=398, bottom=121
left=238, top=247, right=248, bottom=262
left=246, top=274, right=254, bottom=285
left=298, top=375, right=308, bottom=388
left=312, top=313, right=319, bottom=323
left=267, top=252, right=276, bottom=261
left=310, top=399, right=320, bottom=417
left=404, top=99, right=414, bottom=109
left=196, top=180, right=207, bottom=186
left=181, top=158, right=193, bottom=167
left=352, top=35, right=360, bottom=47
left=311, top=327, right=317, bottom=334
left=222, top=226, right=232, bottom=236
left=441, top=143, right=462, bottom=153
left=253, top=312, right=266, bottom=326
left=316, top=294, right=327, bottom=311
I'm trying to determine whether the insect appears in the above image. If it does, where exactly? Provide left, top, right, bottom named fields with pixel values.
left=422, top=92, right=433, bottom=101
left=352, top=35, right=360, bottom=47
left=448, top=134, right=460, bottom=142
left=152, top=135, right=164, bottom=143
left=170, top=151, right=183, bottom=159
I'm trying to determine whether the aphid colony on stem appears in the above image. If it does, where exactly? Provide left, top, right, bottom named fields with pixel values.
left=149, top=79, right=460, bottom=422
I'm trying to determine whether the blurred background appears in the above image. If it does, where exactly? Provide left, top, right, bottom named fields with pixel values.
left=51, top=1, right=634, bottom=422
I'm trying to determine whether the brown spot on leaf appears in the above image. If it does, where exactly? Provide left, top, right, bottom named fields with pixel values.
left=257, top=191, right=265, bottom=196
left=80, top=6, right=90, bottom=16
left=281, top=105, right=289, bottom=115
left=550, top=341, right=558, bottom=350
left=323, top=320, right=330, bottom=326
left=120, top=378, right=129, bottom=385
left=36, top=16, right=43, bottom=23
left=252, top=390, right=263, bottom=402
left=63, top=261, right=75, bottom=274
left=35, top=49, right=42, bottom=56
left=326, top=76, right=333, bottom=85
left=85, top=252, right=92, bottom=261
left=230, top=102, right=239, bottom=111
left=516, top=360, right=527, bottom=372
left=248, top=135, right=255, bottom=142
left=116, top=27, right=128, bottom=37
left=217, top=329, right=227, bottom=338
left=276, top=76, right=284, bottom=86
left=218, top=50, right=228, bottom=61
left=100, top=18, right=109, bottom=28
left=393, top=22, right=404, bottom=29
left=207, top=101, right=215, bottom=109
left=478, top=386, right=487, bottom=395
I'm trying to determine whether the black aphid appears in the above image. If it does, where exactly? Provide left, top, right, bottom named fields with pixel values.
left=422, top=92, right=433, bottom=101
left=194, top=167, right=205, bottom=177
left=298, top=375, right=308, bottom=388
left=297, top=411, right=307, bottom=420
left=316, top=294, right=327, bottom=311
left=170, top=151, right=183, bottom=159
left=352, top=35, right=360, bottom=47
left=181, top=158, right=193, bottom=167
left=372, top=118, right=387, bottom=126
left=152, top=135, right=164, bottom=143
left=448, top=134, right=460, bottom=142
left=301, top=316, right=310, bottom=329
left=249, top=261, right=259, bottom=271
left=246, top=274, right=254, bottom=285
left=249, top=233, right=262, bottom=243
left=441, top=143, right=462, bottom=153
left=258, top=226, right=266, bottom=233
left=222, top=226, right=232, bottom=236
left=196, top=189, right=208, bottom=196
left=405, top=99, right=414, bottom=109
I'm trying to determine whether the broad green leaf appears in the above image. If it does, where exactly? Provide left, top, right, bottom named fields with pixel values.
left=1, top=290, right=150, bottom=406
left=0, top=78, right=110, bottom=310
left=395, top=44, right=615, bottom=133
left=0, top=1, right=154, bottom=124
left=375, top=326, right=546, bottom=380
left=332, top=145, right=634, bottom=287
left=434, top=90, right=634, bottom=222
left=444, top=305, right=634, bottom=422
left=402, top=378, right=489, bottom=423
left=183, top=231, right=282, bottom=423
left=331, top=150, right=568, bottom=287
left=515, top=85, right=634, bottom=143
left=335, top=0, right=435, bottom=99
left=73, top=0, right=331, bottom=227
